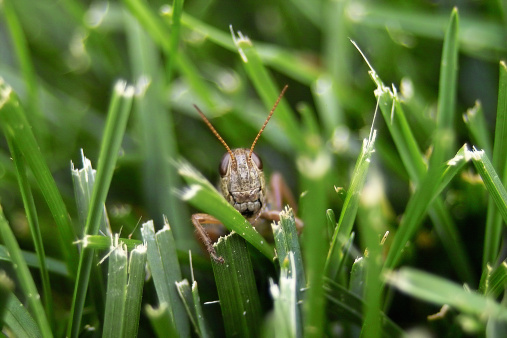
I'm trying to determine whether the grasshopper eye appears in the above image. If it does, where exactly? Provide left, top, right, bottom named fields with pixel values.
left=219, top=153, right=230, bottom=176
left=250, top=152, right=263, bottom=170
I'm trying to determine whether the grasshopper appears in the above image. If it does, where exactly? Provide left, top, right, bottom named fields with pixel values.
left=192, top=85, right=301, bottom=263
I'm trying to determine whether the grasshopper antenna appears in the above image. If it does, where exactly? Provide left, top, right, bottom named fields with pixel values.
left=249, top=84, right=288, bottom=159
left=194, top=105, right=237, bottom=168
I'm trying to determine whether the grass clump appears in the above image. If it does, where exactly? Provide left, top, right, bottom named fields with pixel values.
left=1, top=1, right=507, bottom=337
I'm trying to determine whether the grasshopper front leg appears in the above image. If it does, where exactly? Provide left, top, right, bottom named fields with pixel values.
left=191, top=213, right=225, bottom=263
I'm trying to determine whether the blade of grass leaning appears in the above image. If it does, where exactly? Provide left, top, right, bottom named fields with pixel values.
left=386, top=267, right=507, bottom=321
left=358, top=33, right=473, bottom=281
left=483, top=61, right=507, bottom=269
left=324, top=278, right=404, bottom=337
left=298, top=150, right=332, bottom=337
left=0, top=77, right=78, bottom=273
left=141, top=219, right=189, bottom=337
left=122, top=244, right=147, bottom=338
left=3, top=291, right=41, bottom=337
left=124, top=11, right=193, bottom=249
left=0, top=245, right=68, bottom=277
left=463, top=101, right=492, bottom=156
left=469, top=149, right=507, bottom=224
left=7, top=137, right=53, bottom=325
left=103, top=242, right=128, bottom=338
left=0, top=207, right=52, bottom=337
left=211, top=232, right=262, bottom=337
left=67, top=80, right=134, bottom=337
left=370, top=56, right=473, bottom=283
left=326, top=132, right=376, bottom=279
left=177, top=161, right=275, bottom=260
left=229, top=27, right=306, bottom=152
left=272, top=208, right=304, bottom=337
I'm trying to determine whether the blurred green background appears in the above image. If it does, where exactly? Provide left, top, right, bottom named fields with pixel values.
left=1, top=0, right=506, bottom=335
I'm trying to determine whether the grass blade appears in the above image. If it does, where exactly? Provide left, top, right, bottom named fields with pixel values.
left=469, top=149, right=507, bottom=224
left=67, top=81, right=134, bottom=337
left=386, top=267, right=507, bottom=320
left=123, top=244, right=147, bottom=338
left=0, top=78, right=78, bottom=273
left=0, top=207, right=52, bottom=337
left=141, top=219, right=189, bottom=336
left=299, top=151, right=332, bottom=337
left=7, top=137, right=53, bottom=325
left=0, top=245, right=68, bottom=277
left=272, top=208, right=304, bottom=337
left=326, top=132, right=376, bottom=279
left=269, top=253, right=300, bottom=338
left=211, top=232, right=262, bottom=337
left=483, top=61, right=507, bottom=269
left=463, top=101, right=492, bottom=156
left=3, top=292, right=42, bottom=338
left=145, top=303, right=177, bottom=338
left=103, top=242, right=128, bottom=338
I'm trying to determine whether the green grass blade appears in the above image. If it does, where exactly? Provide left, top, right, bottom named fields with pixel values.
left=0, top=207, right=52, bottom=337
left=357, top=182, right=386, bottom=338
left=436, top=8, right=459, bottom=140
left=483, top=61, right=507, bottom=269
left=386, top=267, right=507, bottom=320
left=326, top=133, right=376, bottom=279
left=367, top=43, right=473, bottom=282
left=123, top=244, right=147, bottom=338
left=141, top=219, right=189, bottom=336
left=145, top=303, right=178, bottom=338
left=470, top=149, right=507, bottom=224
left=479, top=263, right=507, bottom=299
left=463, top=101, right=492, bottom=156
left=177, top=161, right=275, bottom=260
left=175, top=280, right=200, bottom=336
left=0, top=78, right=78, bottom=273
left=0, top=245, right=68, bottom=277
left=269, top=253, right=300, bottom=338
left=211, top=232, right=262, bottom=337
left=299, top=151, right=332, bottom=337
left=7, top=138, right=53, bottom=326
left=3, top=292, right=42, bottom=338
left=103, top=243, right=128, bottom=338
left=71, top=150, right=111, bottom=237
left=272, top=208, right=304, bottom=337
left=67, top=81, right=134, bottom=337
